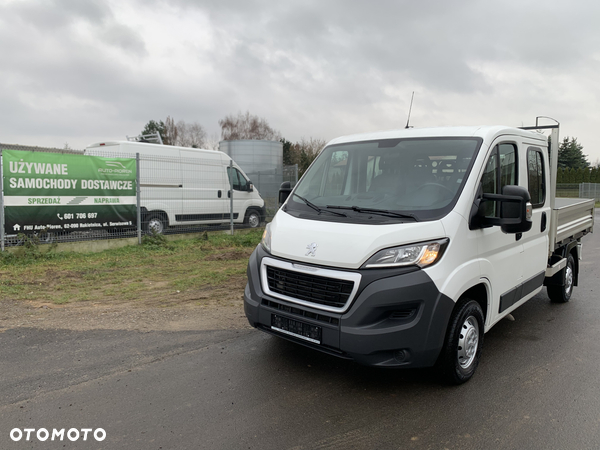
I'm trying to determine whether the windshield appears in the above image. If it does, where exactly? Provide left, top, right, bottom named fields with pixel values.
left=286, top=137, right=481, bottom=223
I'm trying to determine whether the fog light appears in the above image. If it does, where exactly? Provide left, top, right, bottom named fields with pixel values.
left=394, top=349, right=409, bottom=363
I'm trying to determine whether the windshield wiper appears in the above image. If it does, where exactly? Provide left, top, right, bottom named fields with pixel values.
left=326, top=205, right=418, bottom=221
left=293, top=194, right=347, bottom=217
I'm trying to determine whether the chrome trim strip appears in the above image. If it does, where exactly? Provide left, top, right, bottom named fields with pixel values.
left=260, top=257, right=362, bottom=313
left=271, top=326, right=321, bottom=344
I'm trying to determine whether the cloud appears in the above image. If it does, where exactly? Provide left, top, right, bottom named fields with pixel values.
left=0, top=0, right=599, bottom=162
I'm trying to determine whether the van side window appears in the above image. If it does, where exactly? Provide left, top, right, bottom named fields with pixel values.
left=481, top=144, right=517, bottom=216
left=227, top=167, right=248, bottom=191
left=527, top=148, right=545, bottom=207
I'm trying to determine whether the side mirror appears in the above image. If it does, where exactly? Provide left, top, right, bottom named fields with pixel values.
left=279, top=181, right=292, bottom=206
left=470, top=185, right=532, bottom=234
left=499, top=185, right=532, bottom=233
left=247, top=182, right=254, bottom=192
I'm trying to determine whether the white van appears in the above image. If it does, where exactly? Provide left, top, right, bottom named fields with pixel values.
left=244, top=123, right=594, bottom=384
left=85, top=141, right=266, bottom=232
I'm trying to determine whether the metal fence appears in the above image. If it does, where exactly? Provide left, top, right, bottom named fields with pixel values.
left=1, top=144, right=275, bottom=250
left=283, top=164, right=299, bottom=187
left=556, top=183, right=600, bottom=201
left=578, top=183, right=600, bottom=201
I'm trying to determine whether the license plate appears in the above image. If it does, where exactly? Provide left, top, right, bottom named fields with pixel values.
left=271, top=315, right=322, bottom=344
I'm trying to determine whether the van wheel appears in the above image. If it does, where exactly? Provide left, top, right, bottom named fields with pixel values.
left=438, top=299, right=484, bottom=385
left=245, top=210, right=261, bottom=228
left=145, top=214, right=167, bottom=235
left=37, top=230, right=54, bottom=244
left=548, top=253, right=575, bottom=303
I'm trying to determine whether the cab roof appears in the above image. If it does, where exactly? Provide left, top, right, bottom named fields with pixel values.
left=326, top=126, right=547, bottom=147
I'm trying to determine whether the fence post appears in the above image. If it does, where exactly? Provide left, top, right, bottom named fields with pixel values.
left=136, top=153, right=141, bottom=245
left=229, top=160, right=234, bottom=235
left=0, top=149, right=4, bottom=252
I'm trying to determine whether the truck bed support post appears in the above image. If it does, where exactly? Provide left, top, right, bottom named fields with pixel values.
left=136, top=153, right=141, bottom=245
left=0, top=149, right=4, bottom=252
left=548, top=127, right=559, bottom=253
left=230, top=160, right=234, bottom=235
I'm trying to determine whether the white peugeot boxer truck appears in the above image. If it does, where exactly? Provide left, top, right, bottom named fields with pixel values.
left=85, top=141, right=266, bottom=232
left=244, top=123, right=594, bottom=384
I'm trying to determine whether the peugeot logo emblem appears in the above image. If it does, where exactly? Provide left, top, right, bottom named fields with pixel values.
left=306, top=242, right=318, bottom=257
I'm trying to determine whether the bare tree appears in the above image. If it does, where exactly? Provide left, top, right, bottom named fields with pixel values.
left=176, top=120, right=207, bottom=148
left=163, top=116, right=178, bottom=146
left=204, top=132, right=221, bottom=150
left=219, top=111, right=281, bottom=141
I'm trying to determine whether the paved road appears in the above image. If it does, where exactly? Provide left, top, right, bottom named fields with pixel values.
left=1, top=216, right=600, bottom=449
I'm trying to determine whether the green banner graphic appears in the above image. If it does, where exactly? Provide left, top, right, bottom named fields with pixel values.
left=2, top=150, right=137, bottom=234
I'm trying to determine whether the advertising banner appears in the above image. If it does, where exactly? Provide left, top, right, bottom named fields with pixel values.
left=2, top=150, right=137, bottom=235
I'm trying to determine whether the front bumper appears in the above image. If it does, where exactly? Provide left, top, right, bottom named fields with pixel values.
left=244, top=246, right=455, bottom=368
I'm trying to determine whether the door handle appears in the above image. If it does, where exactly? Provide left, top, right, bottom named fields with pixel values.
left=541, top=212, right=547, bottom=232
left=218, top=190, right=222, bottom=198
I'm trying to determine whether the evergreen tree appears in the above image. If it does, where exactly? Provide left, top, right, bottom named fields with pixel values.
left=583, top=167, right=591, bottom=183
left=141, top=120, right=167, bottom=143
left=280, top=138, right=293, bottom=166
left=558, top=137, right=589, bottom=169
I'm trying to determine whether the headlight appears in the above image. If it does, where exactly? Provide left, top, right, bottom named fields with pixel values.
left=362, top=239, right=448, bottom=269
left=261, top=223, right=272, bottom=253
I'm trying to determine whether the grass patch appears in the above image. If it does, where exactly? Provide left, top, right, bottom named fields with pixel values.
left=0, top=229, right=262, bottom=306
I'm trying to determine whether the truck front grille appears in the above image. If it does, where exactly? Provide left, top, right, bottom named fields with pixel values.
left=266, top=266, right=355, bottom=309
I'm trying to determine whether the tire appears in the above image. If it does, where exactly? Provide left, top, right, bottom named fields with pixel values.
left=36, top=231, right=54, bottom=244
left=145, top=214, right=167, bottom=235
left=438, top=299, right=485, bottom=385
left=245, top=210, right=261, bottom=228
left=548, top=253, right=575, bottom=303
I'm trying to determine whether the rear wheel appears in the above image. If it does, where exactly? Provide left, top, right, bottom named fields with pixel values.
left=145, top=214, right=167, bottom=235
left=438, top=299, right=484, bottom=385
left=548, top=253, right=575, bottom=303
left=37, top=230, right=54, bottom=244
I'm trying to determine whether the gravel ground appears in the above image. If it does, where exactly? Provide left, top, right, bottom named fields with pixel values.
left=0, top=292, right=251, bottom=332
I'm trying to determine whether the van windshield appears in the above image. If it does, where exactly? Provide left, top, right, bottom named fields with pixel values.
left=286, top=137, right=482, bottom=223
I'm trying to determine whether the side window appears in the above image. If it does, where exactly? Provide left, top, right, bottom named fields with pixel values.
left=499, top=144, right=516, bottom=187
left=481, top=144, right=517, bottom=216
left=235, top=169, right=248, bottom=191
left=227, top=167, right=247, bottom=191
left=527, top=148, right=545, bottom=207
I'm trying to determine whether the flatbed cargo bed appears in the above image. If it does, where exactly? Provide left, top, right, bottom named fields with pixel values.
left=551, top=197, right=595, bottom=250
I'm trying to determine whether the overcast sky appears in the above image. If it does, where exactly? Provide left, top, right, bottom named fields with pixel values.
left=1, top=0, right=599, bottom=162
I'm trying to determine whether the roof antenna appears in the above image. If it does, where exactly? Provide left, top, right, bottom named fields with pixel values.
left=405, top=91, right=415, bottom=129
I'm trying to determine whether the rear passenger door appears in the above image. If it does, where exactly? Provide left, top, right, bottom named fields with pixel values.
left=180, top=150, right=228, bottom=222
left=519, top=145, right=550, bottom=297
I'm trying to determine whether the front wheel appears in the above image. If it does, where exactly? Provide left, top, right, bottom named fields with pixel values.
left=245, top=210, right=261, bottom=228
left=438, top=299, right=484, bottom=385
left=548, top=253, right=575, bottom=303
